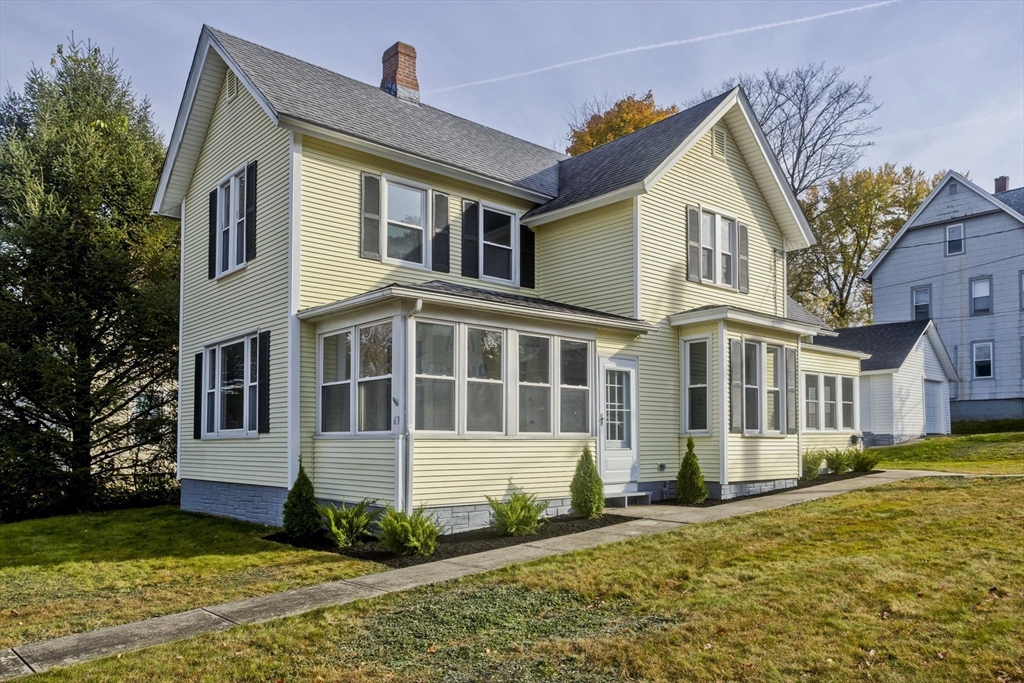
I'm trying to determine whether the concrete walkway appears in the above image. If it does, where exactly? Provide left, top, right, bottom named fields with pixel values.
left=0, top=469, right=978, bottom=679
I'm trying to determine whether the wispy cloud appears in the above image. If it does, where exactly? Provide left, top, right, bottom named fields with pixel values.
left=425, top=0, right=900, bottom=95
left=875, top=109, right=1024, bottom=140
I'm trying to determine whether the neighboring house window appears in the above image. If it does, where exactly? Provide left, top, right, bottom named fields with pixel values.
left=467, top=327, right=504, bottom=432
left=683, top=339, right=709, bottom=432
left=970, top=277, right=992, bottom=316
left=481, top=206, right=516, bottom=282
left=946, top=224, right=964, bottom=255
left=518, top=335, right=551, bottom=433
left=823, top=376, right=837, bottom=429
left=912, top=286, right=930, bottom=321
left=804, top=373, right=819, bottom=430
left=973, top=341, right=993, bottom=379
left=384, top=178, right=428, bottom=267
left=321, top=331, right=352, bottom=433
left=948, top=180, right=957, bottom=195
left=415, top=322, right=455, bottom=431
left=559, top=340, right=590, bottom=433
left=204, top=334, right=258, bottom=436
left=1019, top=271, right=1024, bottom=310
left=743, top=342, right=760, bottom=432
left=217, top=169, right=247, bottom=276
left=700, top=210, right=737, bottom=288
left=841, top=377, right=855, bottom=429
left=358, top=322, right=392, bottom=432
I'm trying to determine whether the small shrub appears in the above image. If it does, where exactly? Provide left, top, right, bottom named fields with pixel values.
left=378, top=506, right=443, bottom=556
left=676, top=435, right=709, bottom=504
left=801, top=450, right=826, bottom=481
left=319, top=499, right=382, bottom=548
left=825, top=448, right=851, bottom=476
left=850, top=449, right=881, bottom=472
left=282, top=465, right=322, bottom=542
left=570, top=445, right=604, bottom=519
left=486, top=491, right=548, bottom=536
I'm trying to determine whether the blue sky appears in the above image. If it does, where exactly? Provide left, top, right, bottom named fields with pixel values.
left=2, top=0, right=1022, bottom=192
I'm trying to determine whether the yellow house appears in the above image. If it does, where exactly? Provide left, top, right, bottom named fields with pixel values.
left=155, top=27, right=863, bottom=530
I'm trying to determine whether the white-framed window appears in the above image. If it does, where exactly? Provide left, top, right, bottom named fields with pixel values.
left=358, top=321, right=393, bottom=432
left=204, top=334, right=258, bottom=437
left=682, top=338, right=709, bottom=433
left=317, top=320, right=393, bottom=435
left=415, top=322, right=455, bottom=431
left=973, top=341, right=993, bottom=379
left=946, top=224, right=964, bottom=255
left=912, top=286, right=930, bottom=321
left=320, top=330, right=352, bottom=433
left=700, top=210, right=738, bottom=288
left=823, top=375, right=837, bottom=429
left=765, top=345, right=782, bottom=432
left=382, top=176, right=429, bottom=268
left=803, top=373, right=857, bottom=432
left=518, top=335, right=551, bottom=433
left=559, top=340, right=590, bottom=434
left=216, top=168, right=247, bottom=276
left=743, top=341, right=760, bottom=432
left=466, top=327, right=505, bottom=432
left=970, top=277, right=992, bottom=316
left=804, top=373, right=819, bottom=430
left=481, top=205, right=517, bottom=284
left=841, top=377, right=855, bottom=429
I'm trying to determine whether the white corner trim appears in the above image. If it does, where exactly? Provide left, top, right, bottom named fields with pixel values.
left=176, top=198, right=186, bottom=480
left=520, top=182, right=646, bottom=227
left=718, top=320, right=728, bottom=485
left=924, top=321, right=959, bottom=381
left=286, top=131, right=302, bottom=485
left=796, top=336, right=802, bottom=478
left=633, top=195, right=642, bottom=320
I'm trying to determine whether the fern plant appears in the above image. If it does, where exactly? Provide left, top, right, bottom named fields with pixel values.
left=825, top=448, right=851, bottom=475
left=486, top=491, right=548, bottom=536
left=849, top=449, right=881, bottom=472
left=676, top=435, right=709, bottom=504
left=570, top=445, right=604, bottom=519
left=319, top=499, right=382, bottom=549
left=378, top=506, right=443, bottom=556
left=801, top=450, right=825, bottom=481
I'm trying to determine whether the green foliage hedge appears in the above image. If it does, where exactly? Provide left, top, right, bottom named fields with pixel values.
left=379, top=506, right=443, bottom=556
left=676, top=436, right=709, bottom=504
left=486, top=491, right=548, bottom=537
left=282, top=465, right=322, bottom=542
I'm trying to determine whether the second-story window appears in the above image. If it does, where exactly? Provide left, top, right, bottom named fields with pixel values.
left=384, top=179, right=427, bottom=267
left=700, top=210, right=738, bottom=288
left=482, top=207, right=515, bottom=283
left=946, top=224, right=964, bottom=255
left=217, top=169, right=247, bottom=275
left=912, top=286, right=930, bottom=321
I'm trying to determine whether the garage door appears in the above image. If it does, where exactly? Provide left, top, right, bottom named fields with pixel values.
left=924, top=380, right=943, bottom=434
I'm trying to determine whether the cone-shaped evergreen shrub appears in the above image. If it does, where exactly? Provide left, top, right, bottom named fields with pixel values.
left=282, top=465, right=322, bottom=541
left=570, top=445, right=604, bottom=518
left=677, top=435, right=709, bottom=504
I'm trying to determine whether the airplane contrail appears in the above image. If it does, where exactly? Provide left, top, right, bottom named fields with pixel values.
left=425, top=0, right=900, bottom=95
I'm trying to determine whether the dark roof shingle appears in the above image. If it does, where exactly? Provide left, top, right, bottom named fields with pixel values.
left=785, top=296, right=829, bottom=329
left=993, top=187, right=1024, bottom=216
left=811, top=320, right=930, bottom=371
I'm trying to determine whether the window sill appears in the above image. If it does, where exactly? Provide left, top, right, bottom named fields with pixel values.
left=480, top=274, right=518, bottom=288
left=314, top=433, right=397, bottom=440
left=741, top=431, right=788, bottom=439
left=412, top=433, right=594, bottom=441
left=202, top=433, right=259, bottom=441
left=216, top=263, right=248, bottom=281
left=681, top=431, right=712, bottom=438
left=699, top=280, right=740, bottom=294
left=382, top=256, right=431, bottom=272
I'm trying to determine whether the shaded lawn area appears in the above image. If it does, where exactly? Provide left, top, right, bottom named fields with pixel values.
left=36, top=478, right=1024, bottom=682
left=874, top=431, right=1024, bottom=474
left=0, top=506, right=380, bottom=648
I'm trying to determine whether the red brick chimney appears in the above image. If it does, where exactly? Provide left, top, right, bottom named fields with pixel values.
left=381, top=42, right=419, bottom=104
left=994, top=176, right=1009, bottom=193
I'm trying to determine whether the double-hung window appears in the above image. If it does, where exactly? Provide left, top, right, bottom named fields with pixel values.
left=320, top=331, right=352, bottom=433
left=971, top=277, right=992, bottom=316
left=466, top=328, right=504, bottom=432
left=683, top=339, right=709, bottom=432
left=741, top=341, right=784, bottom=434
left=743, top=342, right=760, bottom=431
left=765, top=346, right=782, bottom=432
left=559, top=340, right=590, bottom=433
left=518, top=335, right=551, bottom=433
left=803, top=373, right=856, bottom=431
left=946, top=224, right=964, bottom=255
left=700, top=210, right=737, bottom=288
left=358, top=322, right=393, bottom=432
left=319, top=321, right=393, bottom=434
left=482, top=206, right=516, bottom=283
left=384, top=179, right=428, bottom=267
left=823, top=376, right=837, bottom=429
left=841, top=377, right=855, bottom=428
left=217, top=169, right=247, bottom=276
left=912, top=286, right=930, bottom=321
left=204, top=334, right=258, bottom=436
left=804, top=373, right=819, bottom=430
left=415, top=322, right=455, bottom=431
left=720, top=217, right=736, bottom=287
left=973, top=341, right=993, bottom=379
left=701, top=212, right=715, bottom=282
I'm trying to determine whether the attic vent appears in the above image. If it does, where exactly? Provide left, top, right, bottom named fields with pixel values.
left=712, top=127, right=727, bottom=160
left=226, top=70, right=238, bottom=101
left=949, top=180, right=958, bottom=195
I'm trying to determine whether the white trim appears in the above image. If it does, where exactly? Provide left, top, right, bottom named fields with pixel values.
left=680, top=335, right=712, bottom=436
left=213, top=163, right=249, bottom=278
left=380, top=174, right=432, bottom=270
left=177, top=198, right=185, bottom=479
left=520, top=182, right=646, bottom=227
left=945, top=223, right=965, bottom=256
left=644, top=90, right=738, bottom=190
left=669, top=305, right=820, bottom=336
left=286, top=132, right=302, bottom=484
left=202, top=333, right=261, bottom=439
left=806, top=344, right=872, bottom=360
left=863, top=170, right=1024, bottom=281
left=633, top=195, right=642, bottom=320
left=796, top=336, right=802, bottom=476
left=972, top=340, right=994, bottom=379
left=478, top=201, right=520, bottom=286
left=718, top=321, right=728, bottom=485
left=923, top=322, right=959, bottom=381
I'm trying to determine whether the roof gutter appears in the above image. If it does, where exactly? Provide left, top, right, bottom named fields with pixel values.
left=522, top=182, right=646, bottom=227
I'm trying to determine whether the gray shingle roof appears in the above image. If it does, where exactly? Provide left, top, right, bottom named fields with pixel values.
left=786, top=296, right=829, bottom=329
left=209, top=27, right=565, bottom=197
left=522, top=91, right=732, bottom=221
left=811, top=320, right=930, bottom=372
left=994, top=187, right=1024, bottom=216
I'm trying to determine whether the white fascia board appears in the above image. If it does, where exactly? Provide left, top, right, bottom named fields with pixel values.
left=518, top=182, right=646, bottom=227
left=924, top=322, right=959, bottom=381
left=806, top=344, right=872, bottom=360
left=298, top=287, right=655, bottom=334
left=668, top=306, right=821, bottom=336
left=279, top=116, right=553, bottom=205
left=859, top=368, right=896, bottom=376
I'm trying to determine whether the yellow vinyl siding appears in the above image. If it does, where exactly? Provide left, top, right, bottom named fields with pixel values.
left=179, top=75, right=291, bottom=487
left=299, top=136, right=532, bottom=311
left=314, top=438, right=395, bottom=503
left=800, top=345, right=862, bottom=452
left=535, top=200, right=635, bottom=317
left=412, top=438, right=595, bottom=507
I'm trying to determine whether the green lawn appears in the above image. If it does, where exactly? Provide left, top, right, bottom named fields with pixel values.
left=0, top=506, right=379, bottom=648
left=874, top=431, right=1024, bottom=474
left=35, top=477, right=1024, bottom=682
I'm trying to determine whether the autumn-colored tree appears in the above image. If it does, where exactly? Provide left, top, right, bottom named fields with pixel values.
left=789, top=164, right=942, bottom=328
left=565, top=91, right=678, bottom=156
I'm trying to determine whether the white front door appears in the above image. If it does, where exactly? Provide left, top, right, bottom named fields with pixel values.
left=599, top=356, right=639, bottom=491
left=924, top=380, right=943, bottom=434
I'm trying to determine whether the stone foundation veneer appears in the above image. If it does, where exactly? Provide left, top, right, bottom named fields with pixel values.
left=180, top=478, right=288, bottom=527
left=424, top=496, right=575, bottom=535
left=707, top=478, right=798, bottom=500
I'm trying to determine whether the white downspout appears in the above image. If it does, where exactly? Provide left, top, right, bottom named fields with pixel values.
left=796, top=335, right=803, bottom=478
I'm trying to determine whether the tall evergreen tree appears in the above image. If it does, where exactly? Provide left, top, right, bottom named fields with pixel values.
left=0, top=40, right=178, bottom=519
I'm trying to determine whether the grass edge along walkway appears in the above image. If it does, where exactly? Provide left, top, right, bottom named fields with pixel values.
left=0, top=469, right=993, bottom=680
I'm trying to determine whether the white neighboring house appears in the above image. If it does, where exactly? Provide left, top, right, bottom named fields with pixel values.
left=811, top=320, right=958, bottom=446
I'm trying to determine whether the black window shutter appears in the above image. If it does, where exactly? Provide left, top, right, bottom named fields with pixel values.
left=461, top=200, right=480, bottom=279
left=738, top=223, right=749, bottom=293
left=785, top=347, right=798, bottom=434
left=431, top=192, right=450, bottom=273
left=193, top=352, right=204, bottom=439
left=208, top=190, right=218, bottom=279
left=686, top=206, right=701, bottom=283
left=520, top=224, right=536, bottom=289
left=360, top=173, right=381, bottom=260
left=257, top=331, right=271, bottom=433
left=729, top=338, right=743, bottom=433
left=245, top=161, right=257, bottom=262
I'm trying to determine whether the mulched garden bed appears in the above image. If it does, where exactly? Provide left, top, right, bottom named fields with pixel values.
left=656, top=470, right=880, bottom=507
left=265, top=513, right=632, bottom=569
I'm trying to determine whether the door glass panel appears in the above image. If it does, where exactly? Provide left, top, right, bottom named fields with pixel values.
left=605, top=369, right=631, bottom=447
